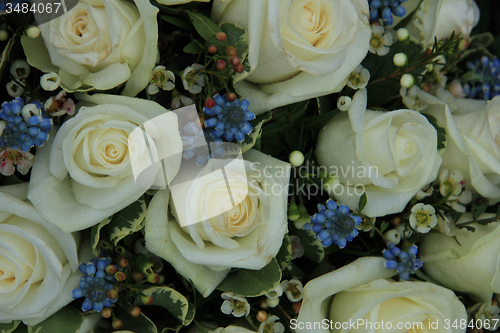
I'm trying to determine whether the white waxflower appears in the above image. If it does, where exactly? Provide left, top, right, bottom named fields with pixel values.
left=182, top=64, right=205, bottom=94
left=6, top=80, right=25, bottom=97
left=281, top=279, right=304, bottom=302
left=400, top=74, right=415, bottom=88
left=437, top=213, right=456, bottom=236
left=468, top=302, right=500, bottom=331
left=393, top=53, right=408, bottom=67
left=171, top=94, right=193, bottom=110
left=409, top=203, right=438, bottom=233
left=384, top=229, right=401, bottom=245
left=25, top=25, right=40, bottom=39
left=346, top=65, right=370, bottom=90
left=40, top=72, right=60, bottom=91
left=258, top=315, right=284, bottom=333
left=290, top=235, right=304, bottom=260
left=395, top=224, right=413, bottom=238
left=220, top=293, right=250, bottom=318
left=337, top=96, right=352, bottom=112
left=289, top=151, right=304, bottom=167
left=369, top=25, right=394, bottom=56
left=439, top=169, right=465, bottom=197
left=355, top=216, right=375, bottom=232
left=10, top=59, right=30, bottom=79
left=396, top=28, right=410, bottom=42
left=400, top=85, right=442, bottom=111
left=148, top=66, right=175, bottom=95
left=414, top=186, right=434, bottom=200
left=265, top=284, right=283, bottom=300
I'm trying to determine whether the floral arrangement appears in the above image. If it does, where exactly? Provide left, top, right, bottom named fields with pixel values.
left=2, top=0, right=500, bottom=332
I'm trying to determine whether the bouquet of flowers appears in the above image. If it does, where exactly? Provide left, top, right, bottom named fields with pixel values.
left=1, top=0, right=500, bottom=332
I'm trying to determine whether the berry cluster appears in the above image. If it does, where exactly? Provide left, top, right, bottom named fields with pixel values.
left=208, top=32, right=245, bottom=73
left=464, top=55, right=500, bottom=100
left=368, top=0, right=407, bottom=25
left=383, top=243, right=423, bottom=280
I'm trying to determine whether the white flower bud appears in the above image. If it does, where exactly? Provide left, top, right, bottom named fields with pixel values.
left=0, top=30, right=8, bottom=42
left=0, top=121, right=7, bottom=136
left=400, top=74, right=415, bottom=88
left=6, top=81, right=25, bottom=97
left=22, top=104, right=41, bottom=122
left=384, top=229, right=401, bottom=245
left=396, top=28, right=410, bottom=42
left=26, top=25, right=40, bottom=39
left=393, top=53, right=408, bottom=67
left=10, top=59, right=30, bottom=79
left=289, top=150, right=304, bottom=167
left=40, top=72, right=61, bottom=91
left=266, top=298, right=280, bottom=308
left=337, top=96, right=352, bottom=112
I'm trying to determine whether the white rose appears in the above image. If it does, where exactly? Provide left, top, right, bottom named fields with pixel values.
left=27, top=93, right=183, bottom=232
left=401, top=0, right=479, bottom=46
left=315, top=89, right=442, bottom=217
left=211, top=0, right=372, bottom=114
left=21, top=0, right=159, bottom=96
left=424, top=97, right=500, bottom=199
left=145, top=149, right=290, bottom=296
left=296, top=257, right=467, bottom=333
left=0, top=184, right=82, bottom=325
left=419, top=213, right=500, bottom=303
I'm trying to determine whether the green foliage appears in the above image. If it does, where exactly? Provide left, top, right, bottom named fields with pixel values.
left=358, top=192, right=367, bottom=211
left=187, top=12, right=223, bottom=42
left=276, top=234, right=292, bottom=270
left=422, top=114, right=447, bottom=151
left=142, top=286, right=195, bottom=326
left=217, top=259, right=282, bottom=297
left=115, top=306, right=157, bottom=333
left=0, top=321, right=20, bottom=333
left=289, top=223, right=325, bottom=263
left=471, top=197, right=489, bottom=221
left=220, top=22, right=249, bottom=62
left=26, top=306, right=87, bottom=333
left=237, top=111, right=272, bottom=153
left=106, top=196, right=147, bottom=246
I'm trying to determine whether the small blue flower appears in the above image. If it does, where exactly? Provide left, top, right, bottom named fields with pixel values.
left=303, top=199, right=362, bottom=249
left=204, top=94, right=255, bottom=142
left=383, top=243, right=423, bottom=281
left=0, top=97, right=52, bottom=151
left=181, top=122, right=224, bottom=166
left=464, top=56, right=500, bottom=100
left=368, top=0, right=407, bottom=25
left=72, top=257, right=117, bottom=312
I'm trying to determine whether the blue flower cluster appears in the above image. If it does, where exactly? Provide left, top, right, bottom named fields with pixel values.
left=368, top=0, right=407, bottom=25
left=304, top=199, right=362, bottom=249
left=182, top=122, right=224, bottom=166
left=464, top=56, right=500, bottom=100
left=204, top=94, right=255, bottom=142
left=383, top=243, right=423, bottom=281
left=72, top=258, right=117, bottom=312
left=0, top=97, right=52, bottom=151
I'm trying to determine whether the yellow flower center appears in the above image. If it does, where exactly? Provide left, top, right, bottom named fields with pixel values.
left=415, top=211, right=430, bottom=226
left=370, top=35, right=384, bottom=49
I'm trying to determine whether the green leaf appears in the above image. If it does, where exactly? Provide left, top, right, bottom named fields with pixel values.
left=422, top=114, right=447, bottom=151
left=220, top=22, right=249, bottom=62
left=103, top=196, right=147, bottom=246
left=27, top=306, right=84, bottom=333
left=276, top=234, right=292, bottom=270
left=142, top=286, right=195, bottom=326
left=380, top=221, right=390, bottom=233
left=237, top=111, right=272, bottom=153
left=289, top=223, right=325, bottom=263
left=193, top=321, right=211, bottom=333
left=187, top=12, right=222, bottom=42
left=358, top=192, right=367, bottom=211
left=471, top=197, right=489, bottom=221
left=161, top=15, right=193, bottom=30
left=316, top=96, right=333, bottom=115
left=115, top=306, right=157, bottom=333
left=0, top=321, right=20, bottom=333
left=183, top=40, right=203, bottom=54
left=133, top=253, right=154, bottom=276
left=90, top=217, right=111, bottom=256
left=300, top=110, right=338, bottom=131
left=217, top=258, right=282, bottom=297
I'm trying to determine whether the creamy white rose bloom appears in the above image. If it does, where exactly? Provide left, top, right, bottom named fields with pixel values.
left=211, top=0, right=372, bottom=114
left=145, top=149, right=290, bottom=297
left=316, top=89, right=442, bottom=217
left=398, top=0, right=479, bottom=46
left=424, top=97, right=500, bottom=200
left=296, top=257, right=467, bottom=333
left=0, top=184, right=84, bottom=325
left=20, top=0, right=158, bottom=96
left=27, top=93, right=183, bottom=232
left=420, top=213, right=500, bottom=304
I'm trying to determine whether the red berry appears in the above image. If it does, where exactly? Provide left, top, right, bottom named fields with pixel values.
left=234, top=64, right=244, bottom=73
left=217, top=60, right=226, bottom=71
left=131, top=271, right=144, bottom=282
left=129, top=306, right=142, bottom=318
left=105, top=265, right=117, bottom=276
left=141, top=295, right=153, bottom=305
left=227, top=92, right=237, bottom=102
left=208, top=45, right=217, bottom=54
left=226, top=46, right=238, bottom=57
left=215, top=32, right=227, bottom=41
left=108, top=289, right=119, bottom=300
left=147, top=273, right=160, bottom=284
left=101, top=308, right=112, bottom=318
left=118, top=257, right=128, bottom=268
left=114, top=271, right=126, bottom=282
left=205, top=98, right=216, bottom=108
left=112, top=319, right=123, bottom=330
left=229, top=56, right=240, bottom=66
